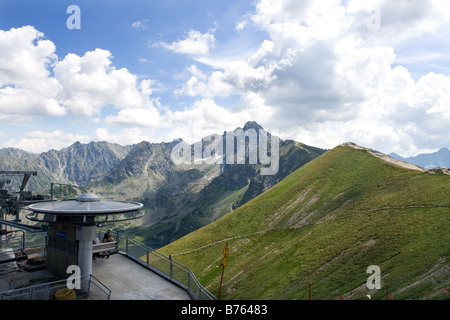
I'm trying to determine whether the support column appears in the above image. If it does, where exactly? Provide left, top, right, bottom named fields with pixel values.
left=76, top=224, right=96, bottom=291
left=0, top=207, right=4, bottom=241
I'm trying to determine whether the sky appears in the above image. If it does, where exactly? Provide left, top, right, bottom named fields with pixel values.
left=0, top=0, right=449, bottom=157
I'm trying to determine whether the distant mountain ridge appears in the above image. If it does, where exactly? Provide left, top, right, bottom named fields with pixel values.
left=390, top=148, right=450, bottom=169
left=0, top=141, right=133, bottom=190
left=0, top=147, right=39, bottom=159
left=39, top=141, right=134, bottom=186
left=0, top=122, right=326, bottom=248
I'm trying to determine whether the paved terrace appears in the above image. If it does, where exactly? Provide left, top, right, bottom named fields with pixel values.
left=91, top=253, right=190, bottom=300
left=0, top=246, right=196, bottom=300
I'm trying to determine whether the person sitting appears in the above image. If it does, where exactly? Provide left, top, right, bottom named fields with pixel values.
left=102, top=231, right=115, bottom=258
left=102, top=230, right=112, bottom=242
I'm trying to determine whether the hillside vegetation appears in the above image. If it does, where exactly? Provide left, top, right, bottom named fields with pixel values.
left=158, top=145, right=450, bottom=300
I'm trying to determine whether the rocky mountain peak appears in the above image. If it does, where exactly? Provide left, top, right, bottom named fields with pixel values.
left=243, top=121, right=264, bottom=132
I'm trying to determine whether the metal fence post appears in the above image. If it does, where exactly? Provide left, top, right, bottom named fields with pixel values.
left=169, top=255, right=173, bottom=279
left=45, top=283, right=50, bottom=300
left=87, top=275, right=92, bottom=298
left=21, top=232, right=26, bottom=251
left=44, top=234, right=48, bottom=259
left=29, top=286, right=35, bottom=300
left=187, top=270, right=191, bottom=290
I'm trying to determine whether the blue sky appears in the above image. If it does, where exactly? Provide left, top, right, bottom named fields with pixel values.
left=0, top=0, right=449, bottom=157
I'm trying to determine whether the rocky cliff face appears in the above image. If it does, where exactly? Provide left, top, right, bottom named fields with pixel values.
left=88, top=141, right=181, bottom=198
left=0, top=148, right=38, bottom=159
left=0, top=141, right=132, bottom=191
left=37, top=141, right=132, bottom=186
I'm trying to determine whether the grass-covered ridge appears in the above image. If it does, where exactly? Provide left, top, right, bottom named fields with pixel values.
left=158, top=145, right=450, bottom=300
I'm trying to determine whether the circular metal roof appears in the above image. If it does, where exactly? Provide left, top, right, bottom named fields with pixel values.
left=26, top=193, right=144, bottom=224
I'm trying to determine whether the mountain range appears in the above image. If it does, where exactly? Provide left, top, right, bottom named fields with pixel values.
left=0, top=141, right=132, bottom=191
left=88, top=121, right=326, bottom=248
left=390, top=148, right=450, bottom=169
left=0, top=122, right=325, bottom=248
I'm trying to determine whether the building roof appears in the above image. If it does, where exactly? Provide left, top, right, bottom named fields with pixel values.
left=26, top=193, right=144, bottom=223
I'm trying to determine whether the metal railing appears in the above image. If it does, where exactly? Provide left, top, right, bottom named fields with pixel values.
left=0, top=231, right=47, bottom=262
left=0, top=230, right=47, bottom=251
left=112, top=231, right=216, bottom=300
left=0, top=274, right=111, bottom=300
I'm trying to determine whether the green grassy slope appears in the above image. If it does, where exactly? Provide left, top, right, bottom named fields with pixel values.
left=158, top=145, right=450, bottom=300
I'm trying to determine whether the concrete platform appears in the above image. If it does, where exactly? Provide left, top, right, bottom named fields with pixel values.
left=1, top=248, right=191, bottom=300
left=92, top=253, right=191, bottom=300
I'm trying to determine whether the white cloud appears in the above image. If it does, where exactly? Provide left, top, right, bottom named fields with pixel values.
left=235, top=20, right=247, bottom=31
left=345, top=0, right=450, bottom=45
left=0, top=26, right=56, bottom=85
left=160, top=29, right=216, bottom=56
left=0, top=26, right=64, bottom=119
left=0, top=26, right=162, bottom=130
left=106, top=107, right=161, bottom=128
left=186, top=64, right=207, bottom=80
left=172, top=0, right=450, bottom=156
left=163, top=99, right=251, bottom=143
left=93, top=127, right=154, bottom=146
left=2, top=2, right=450, bottom=157
left=235, top=13, right=252, bottom=31
left=54, top=49, right=159, bottom=117
left=131, top=20, right=149, bottom=29
left=3, top=130, right=90, bottom=154
left=175, top=49, right=293, bottom=99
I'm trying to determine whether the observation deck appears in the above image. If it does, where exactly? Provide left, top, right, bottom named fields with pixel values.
left=0, top=230, right=215, bottom=300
